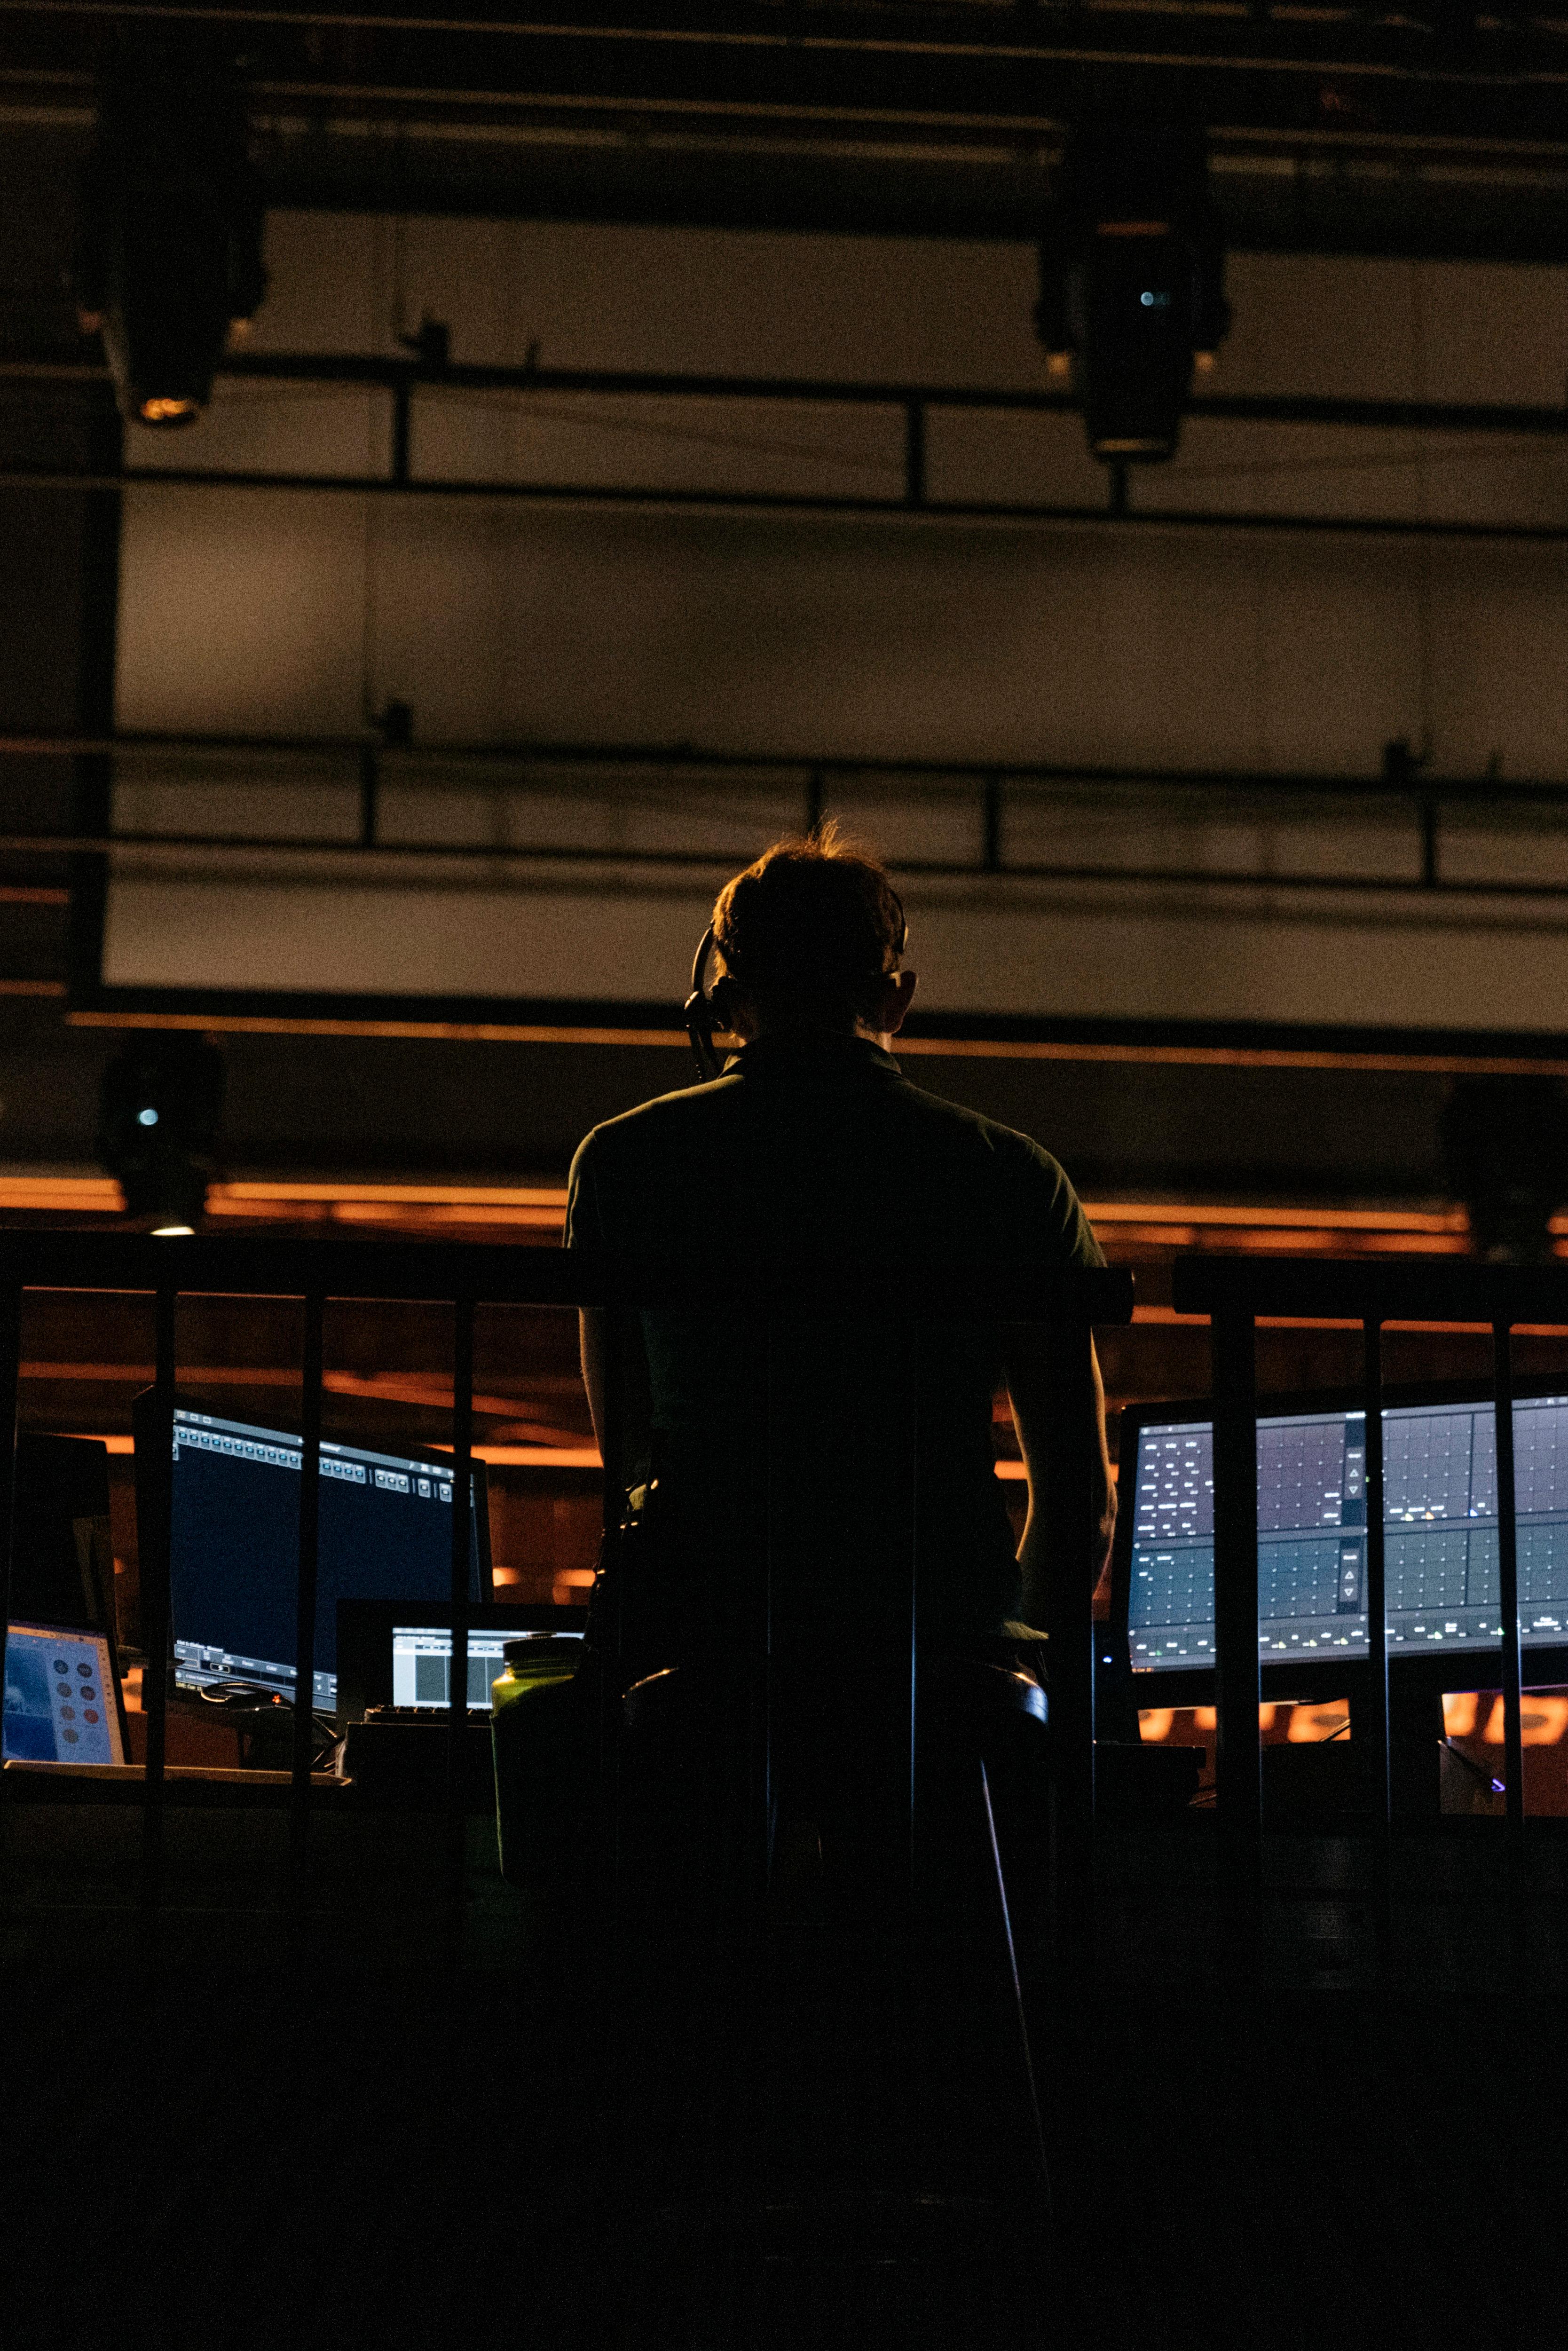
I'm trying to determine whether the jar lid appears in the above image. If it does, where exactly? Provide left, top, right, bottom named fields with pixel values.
left=501, top=1635, right=580, bottom=1667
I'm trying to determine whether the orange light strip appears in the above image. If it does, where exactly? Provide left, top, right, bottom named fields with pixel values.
left=215, top=1179, right=567, bottom=1207
left=0, top=1172, right=1492, bottom=1239
left=68, top=1009, right=692, bottom=1048
left=1084, top=1199, right=1467, bottom=1232
left=60, top=1004, right=1568, bottom=1078
left=79, top=1430, right=1029, bottom=1477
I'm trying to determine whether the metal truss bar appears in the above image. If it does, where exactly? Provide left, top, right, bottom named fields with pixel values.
left=13, top=729, right=1568, bottom=810
left=1, top=462, right=1563, bottom=544
left=15, top=831, right=1568, bottom=903
left=9, top=352, right=1568, bottom=438
left=0, top=0, right=1563, bottom=104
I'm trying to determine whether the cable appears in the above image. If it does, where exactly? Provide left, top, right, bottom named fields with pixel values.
left=191, top=1678, right=342, bottom=1770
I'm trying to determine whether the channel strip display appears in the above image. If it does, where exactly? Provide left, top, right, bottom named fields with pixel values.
left=1129, top=1397, right=1568, bottom=1670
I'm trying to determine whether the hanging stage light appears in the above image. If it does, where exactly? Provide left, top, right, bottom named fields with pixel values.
left=1036, top=122, right=1229, bottom=465
left=74, top=50, right=268, bottom=430
left=99, top=1035, right=226, bottom=1231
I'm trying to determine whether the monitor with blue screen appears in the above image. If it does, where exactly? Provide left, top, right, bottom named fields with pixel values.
left=134, top=1398, right=491, bottom=1712
left=1118, top=1390, right=1568, bottom=1693
left=3, top=1622, right=126, bottom=1764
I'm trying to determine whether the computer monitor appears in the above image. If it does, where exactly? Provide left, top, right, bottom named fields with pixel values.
left=3, top=1622, right=126, bottom=1765
left=391, top=1623, right=585, bottom=1712
left=134, top=1398, right=492, bottom=1713
left=334, top=1598, right=588, bottom=1729
left=1113, top=1387, right=1568, bottom=1704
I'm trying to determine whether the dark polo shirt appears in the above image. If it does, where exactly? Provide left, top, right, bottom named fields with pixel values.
left=565, top=1032, right=1103, bottom=1647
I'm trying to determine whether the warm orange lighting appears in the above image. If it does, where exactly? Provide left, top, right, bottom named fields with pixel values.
left=1138, top=1707, right=1175, bottom=1742
left=1443, top=1692, right=1479, bottom=1737
left=62, top=1004, right=1568, bottom=1081
left=1085, top=1201, right=1466, bottom=1233
left=139, top=396, right=200, bottom=424
left=1481, top=1696, right=1568, bottom=1745
left=1288, top=1704, right=1349, bottom=1742
left=215, top=1180, right=567, bottom=1209
left=431, top=1443, right=601, bottom=1468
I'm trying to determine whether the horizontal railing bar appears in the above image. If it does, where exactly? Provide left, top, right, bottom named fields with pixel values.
left=1173, top=1252, right=1568, bottom=1325
left=7, top=462, right=1568, bottom=544
left=0, top=1234, right=1135, bottom=1321
left=16, top=728, right=1568, bottom=813
left=8, top=351, right=1568, bottom=439
left=37, top=838, right=1568, bottom=906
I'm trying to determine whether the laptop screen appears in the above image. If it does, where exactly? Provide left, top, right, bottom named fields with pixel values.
left=1128, top=1394, right=1568, bottom=1673
left=164, top=1409, right=489, bottom=1711
left=3, top=1623, right=125, bottom=1765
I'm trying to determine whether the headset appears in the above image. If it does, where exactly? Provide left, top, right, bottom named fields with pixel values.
left=682, top=891, right=910, bottom=1087
left=683, top=927, right=725, bottom=1085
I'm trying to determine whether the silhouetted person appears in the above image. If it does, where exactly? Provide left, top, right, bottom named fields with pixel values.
left=566, top=826, right=1114, bottom=1673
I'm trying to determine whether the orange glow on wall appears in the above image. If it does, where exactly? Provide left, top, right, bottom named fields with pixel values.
left=1481, top=1695, right=1568, bottom=1745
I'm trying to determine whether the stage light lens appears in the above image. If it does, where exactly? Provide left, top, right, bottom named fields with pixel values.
left=151, top=1224, right=195, bottom=1238
left=138, top=1107, right=158, bottom=1126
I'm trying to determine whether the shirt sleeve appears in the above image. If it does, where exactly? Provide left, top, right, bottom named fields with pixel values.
left=563, top=1131, right=603, bottom=1254
left=1007, top=1135, right=1105, bottom=1269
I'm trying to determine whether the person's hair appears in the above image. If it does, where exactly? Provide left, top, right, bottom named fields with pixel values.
left=711, top=822, right=906, bottom=1030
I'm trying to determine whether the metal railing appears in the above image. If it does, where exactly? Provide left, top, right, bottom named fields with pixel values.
left=1172, top=1251, right=1568, bottom=1959
left=3, top=728, right=1563, bottom=903
left=0, top=1231, right=1133, bottom=1944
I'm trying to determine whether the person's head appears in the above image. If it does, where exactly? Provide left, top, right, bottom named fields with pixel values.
left=709, top=822, right=916, bottom=1041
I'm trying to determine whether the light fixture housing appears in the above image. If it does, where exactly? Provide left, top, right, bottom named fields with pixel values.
left=75, top=50, right=267, bottom=429
left=99, top=1034, right=225, bottom=1229
left=1037, top=122, right=1229, bottom=465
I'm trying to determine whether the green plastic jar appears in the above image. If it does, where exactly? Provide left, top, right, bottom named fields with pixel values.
left=491, top=1634, right=583, bottom=1887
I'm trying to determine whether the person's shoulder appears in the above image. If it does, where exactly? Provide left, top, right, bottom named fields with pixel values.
left=567, top=1072, right=741, bottom=1247
left=890, top=1071, right=1104, bottom=1262
left=568, top=1071, right=740, bottom=1187
left=891, top=1072, right=1059, bottom=1168
left=578, top=1070, right=740, bottom=1157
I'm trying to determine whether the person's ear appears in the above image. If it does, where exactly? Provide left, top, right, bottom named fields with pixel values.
left=878, top=969, right=917, bottom=1037
left=710, top=974, right=759, bottom=1040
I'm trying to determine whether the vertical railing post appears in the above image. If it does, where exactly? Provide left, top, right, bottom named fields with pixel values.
left=1362, top=1315, right=1392, bottom=1957
left=142, top=1282, right=177, bottom=1909
left=0, top=1277, right=24, bottom=1878
left=982, top=773, right=1003, bottom=875
left=1043, top=1286, right=1097, bottom=1977
left=597, top=1293, right=630, bottom=1913
left=1212, top=1302, right=1262, bottom=1853
left=1493, top=1318, right=1526, bottom=1972
left=290, top=1290, right=325, bottom=1880
left=904, top=398, right=926, bottom=507
left=905, top=1319, right=921, bottom=1903
left=756, top=1313, right=776, bottom=1922
left=447, top=1293, right=475, bottom=1944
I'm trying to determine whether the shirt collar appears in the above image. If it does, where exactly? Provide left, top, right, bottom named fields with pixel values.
left=723, top=1031, right=902, bottom=1081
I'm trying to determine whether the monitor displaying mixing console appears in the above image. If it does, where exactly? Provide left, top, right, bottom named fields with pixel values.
left=1126, top=1394, right=1568, bottom=1674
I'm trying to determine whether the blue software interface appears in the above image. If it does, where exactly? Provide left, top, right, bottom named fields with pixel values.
left=168, top=1409, right=484, bottom=1710
left=1128, top=1395, right=1568, bottom=1672
left=3, top=1624, right=123, bottom=1764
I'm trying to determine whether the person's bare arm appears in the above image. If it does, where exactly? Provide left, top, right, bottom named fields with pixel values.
left=579, top=1308, right=608, bottom=1456
left=1003, top=1333, right=1116, bottom=1630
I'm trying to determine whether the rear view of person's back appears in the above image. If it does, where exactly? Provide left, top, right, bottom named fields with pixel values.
left=567, top=826, right=1115, bottom=1665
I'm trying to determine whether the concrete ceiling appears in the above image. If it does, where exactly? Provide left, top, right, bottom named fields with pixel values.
left=0, top=1, right=1564, bottom=261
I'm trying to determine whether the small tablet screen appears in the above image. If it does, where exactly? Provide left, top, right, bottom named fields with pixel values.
left=3, top=1622, right=125, bottom=1765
